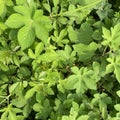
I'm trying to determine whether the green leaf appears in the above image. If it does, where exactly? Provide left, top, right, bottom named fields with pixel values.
left=96, top=1, right=113, bottom=20
left=101, top=106, right=108, bottom=120
left=33, top=10, right=52, bottom=30
left=25, top=87, right=36, bottom=100
left=64, top=67, right=96, bottom=94
left=67, top=26, right=79, bottom=43
left=102, top=27, right=111, bottom=46
left=18, top=25, right=35, bottom=50
left=43, top=3, right=51, bottom=13
left=102, top=23, right=120, bottom=51
left=5, top=0, right=14, bottom=6
left=9, top=82, right=19, bottom=94
left=114, top=65, right=120, bottom=83
left=92, top=30, right=102, bottom=41
left=14, top=5, right=32, bottom=18
left=5, top=14, right=25, bottom=28
left=63, top=76, right=78, bottom=90
left=19, top=67, right=31, bottom=77
left=53, top=0, right=59, bottom=7
left=23, top=104, right=32, bottom=117
left=84, top=70, right=97, bottom=90
left=36, top=51, right=58, bottom=63
left=116, top=90, right=120, bottom=97
left=28, top=49, right=36, bottom=59
left=52, top=29, right=68, bottom=46
left=0, top=0, right=6, bottom=18
left=78, top=22, right=93, bottom=44
left=33, top=103, right=42, bottom=112
left=73, top=42, right=98, bottom=62
left=0, top=22, right=7, bottom=34
left=16, top=0, right=26, bottom=5
left=34, top=23, right=48, bottom=43
left=35, top=42, right=44, bottom=57
left=114, top=104, right=120, bottom=112
left=57, top=45, right=76, bottom=65
left=1, top=111, right=8, bottom=120
left=77, top=115, right=89, bottom=120
left=13, top=55, right=20, bottom=67
left=8, top=110, right=17, bottom=120
left=106, top=55, right=120, bottom=83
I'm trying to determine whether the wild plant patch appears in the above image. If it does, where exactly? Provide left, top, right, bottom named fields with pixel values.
left=0, top=0, right=120, bottom=120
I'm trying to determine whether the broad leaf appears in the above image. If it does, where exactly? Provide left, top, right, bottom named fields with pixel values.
left=64, top=67, right=96, bottom=94
left=14, top=5, right=31, bottom=18
left=34, top=23, right=48, bottom=43
left=5, top=14, right=25, bottom=28
left=73, top=42, right=98, bottom=62
left=78, top=22, right=93, bottom=44
left=18, top=25, right=35, bottom=50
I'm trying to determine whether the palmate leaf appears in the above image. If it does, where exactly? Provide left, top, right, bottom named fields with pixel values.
left=106, top=55, right=120, bottom=83
left=64, top=66, right=96, bottom=94
left=73, top=42, right=98, bottom=62
left=78, top=22, right=93, bottom=44
left=18, top=25, right=35, bottom=50
left=102, top=23, right=120, bottom=51
left=57, top=45, right=76, bottom=65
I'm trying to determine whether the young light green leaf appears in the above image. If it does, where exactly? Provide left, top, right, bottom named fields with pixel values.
left=77, top=115, right=89, bottom=120
left=28, top=49, right=36, bottom=59
left=9, top=82, right=19, bottom=94
left=0, top=0, right=6, bottom=18
left=14, top=5, right=31, bottom=17
left=43, top=3, right=51, bottom=13
left=13, top=55, right=20, bottom=67
left=16, top=0, right=26, bottom=5
left=35, top=42, right=44, bottom=57
left=53, top=0, right=59, bottom=7
left=63, top=76, right=78, bottom=90
left=114, top=104, right=120, bottom=112
left=18, top=25, right=35, bottom=50
left=5, top=14, right=25, bottom=28
left=9, top=110, right=17, bottom=120
left=114, top=65, right=120, bottom=83
left=25, top=87, right=36, bottom=100
left=67, top=26, right=79, bottom=43
left=1, top=111, right=8, bottom=120
left=116, top=90, right=120, bottom=97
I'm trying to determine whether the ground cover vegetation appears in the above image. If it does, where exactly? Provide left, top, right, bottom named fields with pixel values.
left=0, top=0, right=120, bottom=119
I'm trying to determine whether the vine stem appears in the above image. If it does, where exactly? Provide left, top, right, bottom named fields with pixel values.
left=52, top=0, right=102, bottom=17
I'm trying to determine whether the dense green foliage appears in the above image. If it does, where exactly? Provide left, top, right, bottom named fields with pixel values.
left=0, top=0, right=120, bottom=119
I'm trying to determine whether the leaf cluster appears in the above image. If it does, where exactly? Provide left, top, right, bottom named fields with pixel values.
left=0, top=0, right=120, bottom=120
